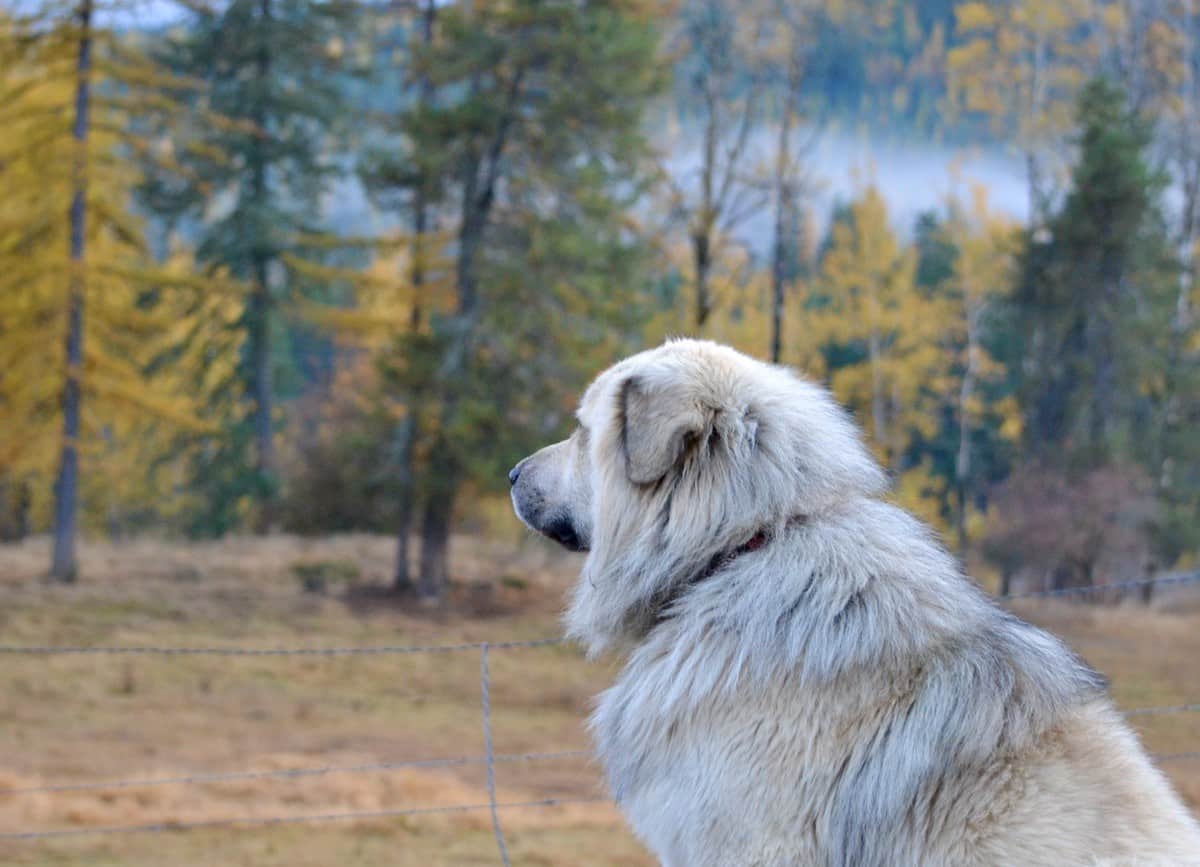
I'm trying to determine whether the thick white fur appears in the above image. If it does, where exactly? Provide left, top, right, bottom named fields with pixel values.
left=513, top=339, right=1200, bottom=866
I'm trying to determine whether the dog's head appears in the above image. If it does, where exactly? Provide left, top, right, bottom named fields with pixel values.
left=510, top=339, right=885, bottom=655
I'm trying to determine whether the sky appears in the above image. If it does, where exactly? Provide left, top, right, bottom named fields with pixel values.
left=4, top=0, right=188, bottom=27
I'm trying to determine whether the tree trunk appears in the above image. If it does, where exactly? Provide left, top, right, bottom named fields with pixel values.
left=954, top=477, right=969, bottom=557
left=694, top=103, right=718, bottom=331
left=415, top=60, right=521, bottom=601
left=392, top=410, right=419, bottom=591
left=249, top=259, right=274, bottom=531
left=955, top=302, right=980, bottom=555
left=1139, top=560, right=1155, bottom=605
left=13, top=481, right=30, bottom=540
left=50, top=0, right=93, bottom=583
left=392, top=0, right=437, bottom=594
left=998, top=566, right=1013, bottom=598
left=693, top=231, right=712, bottom=329
left=0, top=480, right=11, bottom=542
left=417, top=459, right=457, bottom=601
left=868, top=327, right=887, bottom=466
left=249, top=0, right=275, bottom=533
left=769, top=101, right=793, bottom=364
left=1024, top=149, right=1043, bottom=228
left=416, top=204, right=481, bottom=601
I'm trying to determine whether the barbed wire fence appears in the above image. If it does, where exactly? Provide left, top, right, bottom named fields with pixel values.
left=1, top=571, right=1198, bottom=857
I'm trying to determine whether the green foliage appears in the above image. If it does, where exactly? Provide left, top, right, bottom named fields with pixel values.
left=389, top=0, right=662, bottom=485
left=144, top=0, right=363, bottom=532
left=1011, top=78, right=1176, bottom=465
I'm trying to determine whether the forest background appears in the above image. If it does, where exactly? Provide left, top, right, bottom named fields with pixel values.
left=3, top=0, right=1199, bottom=601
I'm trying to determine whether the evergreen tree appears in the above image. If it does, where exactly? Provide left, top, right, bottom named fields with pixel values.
left=1012, top=78, right=1176, bottom=466
left=147, top=0, right=359, bottom=533
left=354, top=0, right=446, bottom=593
left=915, top=193, right=1019, bottom=554
left=393, top=0, right=662, bottom=599
left=1000, top=77, right=1187, bottom=587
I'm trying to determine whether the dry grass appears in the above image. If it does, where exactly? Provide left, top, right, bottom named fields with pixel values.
left=0, top=534, right=1196, bottom=865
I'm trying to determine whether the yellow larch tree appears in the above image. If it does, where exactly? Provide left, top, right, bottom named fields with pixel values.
left=807, top=186, right=945, bottom=477
left=0, top=3, right=239, bottom=575
left=941, top=184, right=1020, bottom=551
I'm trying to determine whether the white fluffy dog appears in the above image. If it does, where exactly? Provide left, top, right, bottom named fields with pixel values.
left=509, top=339, right=1200, bottom=866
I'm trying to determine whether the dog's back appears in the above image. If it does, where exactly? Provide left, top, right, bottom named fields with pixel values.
left=592, top=500, right=1200, bottom=866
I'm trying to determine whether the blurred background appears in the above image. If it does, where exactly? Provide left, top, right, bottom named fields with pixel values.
left=0, top=0, right=1198, bottom=864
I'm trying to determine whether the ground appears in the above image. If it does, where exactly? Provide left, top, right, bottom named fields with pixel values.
left=0, top=534, right=1197, bottom=866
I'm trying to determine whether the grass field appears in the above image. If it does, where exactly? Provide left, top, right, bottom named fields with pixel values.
left=1, top=534, right=1197, bottom=866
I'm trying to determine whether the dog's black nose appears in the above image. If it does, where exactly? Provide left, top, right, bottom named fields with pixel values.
left=508, top=463, right=521, bottom=486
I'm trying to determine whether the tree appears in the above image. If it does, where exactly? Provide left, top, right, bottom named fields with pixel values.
left=809, top=186, right=940, bottom=472
left=948, top=0, right=1097, bottom=223
left=354, top=0, right=448, bottom=593
left=1153, top=0, right=1200, bottom=564
left=0, top=2, right=234, bottom=578
left=1011, top=78, right=1176, bottom=465
left=148, top=0, right=359, bottom=533
left=758, top=0, right=823, bottom=363
left=396, top=0, right=662, bottom=600
left=668, top=0, right=766, bottom=330
left=940, top=186, right=1019, bottom=552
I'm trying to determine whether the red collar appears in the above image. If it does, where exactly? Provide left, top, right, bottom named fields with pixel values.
left=654, top=515, right=806, bottom=622
left=693, top=528, right=770, bottom=583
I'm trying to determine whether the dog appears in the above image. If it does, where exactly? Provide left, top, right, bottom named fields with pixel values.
left=509, top=339, right=1200, bottom=866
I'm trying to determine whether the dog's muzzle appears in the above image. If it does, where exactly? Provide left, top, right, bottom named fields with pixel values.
left=508, top=459, right=588, bottom=552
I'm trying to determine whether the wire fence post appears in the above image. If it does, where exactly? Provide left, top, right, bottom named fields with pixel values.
left=480, top=642, right=511, bottom=867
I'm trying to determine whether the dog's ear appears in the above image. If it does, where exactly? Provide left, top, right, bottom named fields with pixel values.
left=620, top=375, right=706, bottom=485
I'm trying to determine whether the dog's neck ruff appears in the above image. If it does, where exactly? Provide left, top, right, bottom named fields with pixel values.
left=654, top=514, right=807, bottom=622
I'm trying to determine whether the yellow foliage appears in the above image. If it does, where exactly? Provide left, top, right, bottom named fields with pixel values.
left=803, top=186, right=945, bottom=469
left=0, top=10, right=240, bottom=531
left=893, top=459, right=948, bottom=532
left=954, top=2, right=995, bottom=34
left=946, top=0, right=1097, bottom=158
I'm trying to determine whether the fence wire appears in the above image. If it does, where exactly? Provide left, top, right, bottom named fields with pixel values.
left=998, top=571, right=1200, bottom=600
left=0, top=637, right=567, bottom=657
left=480, top=643, right=511, bottom=867
left=0, top=796, right=610, bottom=842
left=1126, top=703, right=1200, bottom=717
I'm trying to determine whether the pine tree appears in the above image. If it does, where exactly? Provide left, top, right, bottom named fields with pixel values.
left=393, top=0, right=662, bottom=600
left=928, top=189, right=1020, bottom=553
left=1012, top=78, right=1176, bottom=464
left=353, top=0, right=449, bottom=593
left=147, top=0, right=360, bottom=533
left=1001, top=77, right=1183, bottom=589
